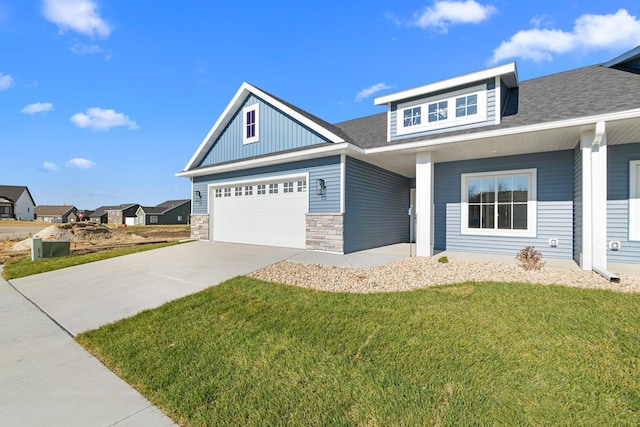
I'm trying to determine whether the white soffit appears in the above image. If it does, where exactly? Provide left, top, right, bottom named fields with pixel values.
left=374, top=62, right=518, bottom=106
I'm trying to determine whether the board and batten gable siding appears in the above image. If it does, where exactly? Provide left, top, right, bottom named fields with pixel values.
left=573, top=143, right=583, bottom=264
left=434, top=150, right=574, bottom=259
left=343, top=157, right=410, bottom=253
left=192, top=157, right=341, bottom=215
left=607, top=142, right=640, bottom=264
left=389, top=79, right=496, bottom=141
left=198, top=94, right=331, bottom=167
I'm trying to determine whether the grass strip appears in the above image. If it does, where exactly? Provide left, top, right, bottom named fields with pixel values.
left=78, top=278, right=640, bottom=426
left=1, top=241, right=182, bottom=280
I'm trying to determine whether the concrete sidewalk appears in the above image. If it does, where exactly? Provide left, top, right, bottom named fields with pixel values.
left=0, top=269, right=176, bottom=427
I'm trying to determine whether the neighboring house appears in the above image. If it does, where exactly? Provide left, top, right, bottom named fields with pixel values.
left=0, top=185, right=36, bottom=221
left=135, top=200, right=191, bottom=225
left=89, top=204, right=139, bottom=225
left=178, top=46, right=640, bottom=273
left=34, top=205, right=78, bottom=223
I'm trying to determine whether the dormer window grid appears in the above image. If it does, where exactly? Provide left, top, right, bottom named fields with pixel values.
left=456, top=94, right=477, bottom=118
left=428, top=101, right=448, bottom=123
left=403, top=107, right=422, bottom=127
left=396, top=84, right=487, bottom=136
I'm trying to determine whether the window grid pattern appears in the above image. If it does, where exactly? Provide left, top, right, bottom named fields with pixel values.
left=467, top=175, right=529, bottom=231
left=456, top=94, right=478, bottom=117
left=403, top=107, right=421, bottom=127
left=428, top=101, right=448, bottom=122
left=245, top=109, right=256, bottom=139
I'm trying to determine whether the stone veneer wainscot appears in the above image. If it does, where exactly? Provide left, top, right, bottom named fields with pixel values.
left=305, top=213, right=344, bottom=253
left=190, top=214, right=210, bottom=240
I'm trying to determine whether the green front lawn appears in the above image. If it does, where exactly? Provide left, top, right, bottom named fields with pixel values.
left=78, top=278, right=640, bottom=426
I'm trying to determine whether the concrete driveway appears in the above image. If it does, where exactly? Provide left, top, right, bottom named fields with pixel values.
left=1, top=241, right=304, bottom=426
left=10, top=241, right=303, bottom=335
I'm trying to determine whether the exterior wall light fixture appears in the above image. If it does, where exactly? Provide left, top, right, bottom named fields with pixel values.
left=316, top=179, right=326, bottom=196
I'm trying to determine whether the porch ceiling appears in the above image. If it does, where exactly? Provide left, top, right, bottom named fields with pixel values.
left=359, top=117, right=640, bottom=178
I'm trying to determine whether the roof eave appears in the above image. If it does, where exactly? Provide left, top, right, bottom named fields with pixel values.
left=364, top=108, right=640, bottom=154
left=603, top=45, right=640, bottom=68
left=177, top=142, right=360, bottom=178
left=374, top=62, right=518, bottom=106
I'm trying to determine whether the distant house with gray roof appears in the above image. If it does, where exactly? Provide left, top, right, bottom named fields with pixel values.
left=35, top=205, right=78, bottom=223
left=135, top=200, right=191, bottom=225
left=0, top=185, right=36, bottom=221
left=178, top=46, right=640, bottom=274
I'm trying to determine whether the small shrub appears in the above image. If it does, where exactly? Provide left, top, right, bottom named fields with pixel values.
left=516, top=246, right=545, bottom=271
left=437, top=256, right=449, bottom=264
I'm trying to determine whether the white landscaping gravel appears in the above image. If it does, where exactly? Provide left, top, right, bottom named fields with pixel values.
left=248, top=257, right=640, bottom=294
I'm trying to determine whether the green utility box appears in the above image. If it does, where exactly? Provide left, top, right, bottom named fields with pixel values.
left=32, top=237, right=71, bottom=261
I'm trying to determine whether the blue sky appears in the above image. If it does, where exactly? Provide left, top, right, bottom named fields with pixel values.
left=2, top=0, right=639, bottom=210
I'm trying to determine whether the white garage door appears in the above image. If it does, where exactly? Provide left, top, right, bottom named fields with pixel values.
left=211, top=177, right=308, bottom=248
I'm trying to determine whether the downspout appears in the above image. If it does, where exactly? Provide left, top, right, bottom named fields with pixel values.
left=590, top=122, right=620, bottom=283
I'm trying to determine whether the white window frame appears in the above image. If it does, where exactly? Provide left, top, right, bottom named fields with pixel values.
left=257, top=184, right=266, bottom=195
left=630, top=160, right=640, bottom=241
left=245, top=185, right=253, bottom=196
left=235, top=186, right=242, bottom=196
left=297, top=180, right=307, bottom=192
left=460, top=168, right=537, bottom=238
left=150, top=215, right=158, bottom=224
left=397, top=84, right=487, bottom=135
left=269, top=183, right=278, bottom=194
left=242, top=104, right=259, bottom=144
left=224, top=188, right=231, bottom=197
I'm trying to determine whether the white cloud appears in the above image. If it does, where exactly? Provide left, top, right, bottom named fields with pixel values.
left=412, top=0, right=496, bottom=32
left=42, top=0, right=111, bottom=38
left=21, top=102, right=54, bottom=114
left=70, top=42, right=103, bottom=55
left=42, top=161, right=59, bottom=171
left=70, top=107, right=138, bottom=130
left=66, top=158, right=96, bottom=169
left=0, top=73, right=14, bottom=90
left=492, top=9, right=640, bottom=63
left=355, top=83, right=392, bottom=102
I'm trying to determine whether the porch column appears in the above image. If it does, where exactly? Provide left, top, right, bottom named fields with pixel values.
left=416, top=151, right=433, bottom=257
left=580, top=121, right=608, bottom=270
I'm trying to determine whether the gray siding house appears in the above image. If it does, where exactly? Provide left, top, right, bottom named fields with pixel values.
left=135, top=200, right=191, bottom=225
left=178, top=46, right=640, bottom=272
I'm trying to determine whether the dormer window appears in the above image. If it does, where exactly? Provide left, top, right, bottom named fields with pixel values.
left=456, top=94, right=477, bottom=117
left=397, top=84, right=487, bottom=135
left=428, top=101, right=448, bottom=122
left=243, top=104, right=259, bottom=144
left=403, top=107, right=422, bottom=127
